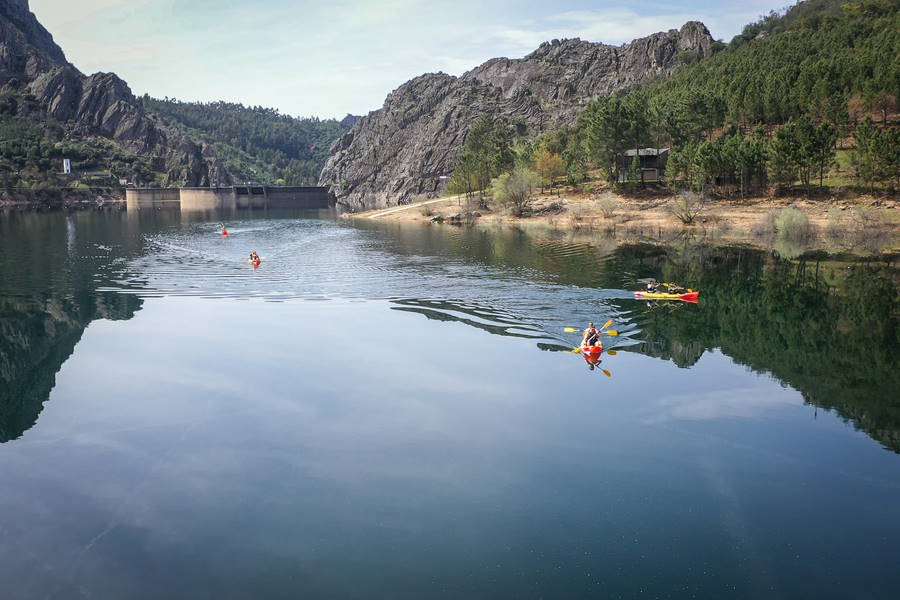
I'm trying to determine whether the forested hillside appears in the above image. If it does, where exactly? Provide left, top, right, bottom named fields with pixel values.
left=449, top=0, right=899, bottom=201
left=0, top=0, right=229, bottom=198
left=143, top=98, right=354, bottom=186
left=0, top=82, right=162, bottom=196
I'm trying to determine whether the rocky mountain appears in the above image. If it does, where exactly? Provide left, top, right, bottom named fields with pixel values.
left=0, top=0, right=226, bottom=186
left=320, top=22, right=714, bottom=210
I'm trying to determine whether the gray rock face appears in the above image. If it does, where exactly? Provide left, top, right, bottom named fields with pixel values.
left=321, top=73, right=543, bottom=210
left=1, top=0, right=225, bottom=186
left=320, top=22, right=713, bottom=210
left=0, top=0, right=65, bottom=80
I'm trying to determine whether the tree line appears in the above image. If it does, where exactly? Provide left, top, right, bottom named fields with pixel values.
left=142, top=97, right=352, bottom=186
left=448, top=0, right=900, bottom=199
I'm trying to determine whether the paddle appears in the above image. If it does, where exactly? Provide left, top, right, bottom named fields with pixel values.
left=564, top=319, right=612, bottom=334
left=568, top=319, right=616, bottom=352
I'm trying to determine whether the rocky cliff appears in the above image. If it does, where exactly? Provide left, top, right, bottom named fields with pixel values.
left=0, top=0, right=226, bottom=186
left=320, top=22, right=714, bottom=210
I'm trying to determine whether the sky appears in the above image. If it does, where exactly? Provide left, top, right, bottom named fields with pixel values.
left=29, top=0, right=783, bottom=120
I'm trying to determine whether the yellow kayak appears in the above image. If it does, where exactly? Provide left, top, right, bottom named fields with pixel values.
left=634, top=290, right=699, bottom=302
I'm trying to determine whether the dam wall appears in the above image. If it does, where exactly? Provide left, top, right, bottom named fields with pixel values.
left=125, top=188, right=180, bottom=210
left=179, top=188, right=235, bottom=211
left=265, top=186, right=333, bottom=209
left=125, top=186, right=334, bottom=211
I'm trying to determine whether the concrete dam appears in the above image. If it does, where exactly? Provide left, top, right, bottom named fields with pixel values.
left=126, top=186, right=334, bottom=211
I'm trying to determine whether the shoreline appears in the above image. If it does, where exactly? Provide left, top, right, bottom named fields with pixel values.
left=348, top=188, right=900, bottom=255
left=0, top=191, right=125, bottom=211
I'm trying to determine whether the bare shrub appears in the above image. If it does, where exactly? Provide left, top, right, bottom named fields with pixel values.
left=671, top=191, right=705, bottom=224
left=854, top=205, right=883, bottom=229
left=775, top=207, right=816, bottom=242
left=570, top=203, right=586, bottom=222
left=751, top=210, right=778, bottom=238
left=825, top=208, right=845, bottom=240
left=708, top=213, right=731, bottom=238
left=850, top=206, right=887, bottom=251
left=492, top=168, right=540, bottom=216
left=597, top=196, right=617, bottom=218
left=421, top=204, right=435, bottom=217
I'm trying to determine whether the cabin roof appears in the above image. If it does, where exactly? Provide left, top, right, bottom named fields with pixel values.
left=622, top=148, right=670, bottom=157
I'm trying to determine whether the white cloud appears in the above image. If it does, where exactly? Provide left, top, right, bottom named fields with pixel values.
left=644, top=386, right=799, bottom=423
left=27, top=0, right=785, bottom=118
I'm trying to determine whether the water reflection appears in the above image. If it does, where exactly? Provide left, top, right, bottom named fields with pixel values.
left=391, top=298, right=549, bottom=341
left=615, top=244, right=900, bottom=451
left=1, top=211, right=898, bottom=453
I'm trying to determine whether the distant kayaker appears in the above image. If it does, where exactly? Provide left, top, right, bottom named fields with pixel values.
left=249, top=250, right=260, bottom=263
left=582, top=321, right=600, bottom=348
left=646, top=279, right=660, bottom=292
left=220, top=223, right=228, bottom=236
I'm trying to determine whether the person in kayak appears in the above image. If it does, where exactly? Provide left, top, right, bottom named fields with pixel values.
left=249, top=250, right=260, bottom=263
left=220, top=223, right=228, bottom=236
left=582, top=321, right=600, bottom=348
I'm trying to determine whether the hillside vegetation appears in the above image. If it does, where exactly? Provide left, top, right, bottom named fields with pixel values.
left=142, top=98, right=353, bottom=186
left=0, top=82, right=160, bottom=197
left=450, top=0, right=900, bottom=201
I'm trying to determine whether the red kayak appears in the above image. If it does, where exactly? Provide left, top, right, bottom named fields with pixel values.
left=221, top=230, right=228, bottom=236
left=634, top=290, right=699, bottom=302
left=250, top=258, right=261, bottom=267
left=581, top=345, right=603, bottom=367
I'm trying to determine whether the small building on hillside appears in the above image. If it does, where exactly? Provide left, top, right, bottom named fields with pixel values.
left=616, top=148, right=670, bottom=183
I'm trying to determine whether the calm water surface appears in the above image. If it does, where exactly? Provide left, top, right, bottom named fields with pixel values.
left=1, top=209, right=898, bottom=599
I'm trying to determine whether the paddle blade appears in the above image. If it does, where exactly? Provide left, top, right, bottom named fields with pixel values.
left=604, top=330, right=618, bottom=336
left=606, top=350, right=617, bottom=356
left=600, top=319, right=613, bottom=331
left=564, top=327, right=576, bottom=333
left=602, top=369, right=611, bottom=377
left=572, top=347, right=582, bottom=354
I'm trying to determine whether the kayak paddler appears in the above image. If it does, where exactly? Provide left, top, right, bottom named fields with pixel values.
left=220, top=223, right=228, bottom=236
left=582, top=321, right=600, bottom=348
left=249, top=250, right=260, bottom=263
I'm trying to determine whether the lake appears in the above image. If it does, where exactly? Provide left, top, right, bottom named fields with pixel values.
left=1, top=209, right=898, bottom=599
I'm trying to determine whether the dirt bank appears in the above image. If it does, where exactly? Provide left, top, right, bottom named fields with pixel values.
left=350, top=188, right=900, bottom=254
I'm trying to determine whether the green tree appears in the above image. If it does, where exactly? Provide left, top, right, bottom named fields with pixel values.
left=627, top=154, right=641, bottom=185
left=851, top=117, right=878, bottom=192
left=580, top=95, right=629, bottom=183
left=491, top=167, right=540, bottom=215
left=812, top=121, right=838, bottom=189
left=562, top=129, right=587, bottom=184
left=794, top=115, right=817, bottom=193
left=877, top=128, right=900, bottom=190
left=667, top=142, right=699, bottom=189
left=769, top=120, right=800, bottom=190
left=694, top=141, right=722, bottom=191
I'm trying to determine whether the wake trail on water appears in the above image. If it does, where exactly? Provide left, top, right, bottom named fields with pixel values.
left=102, top=217, right=644, bottom=349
